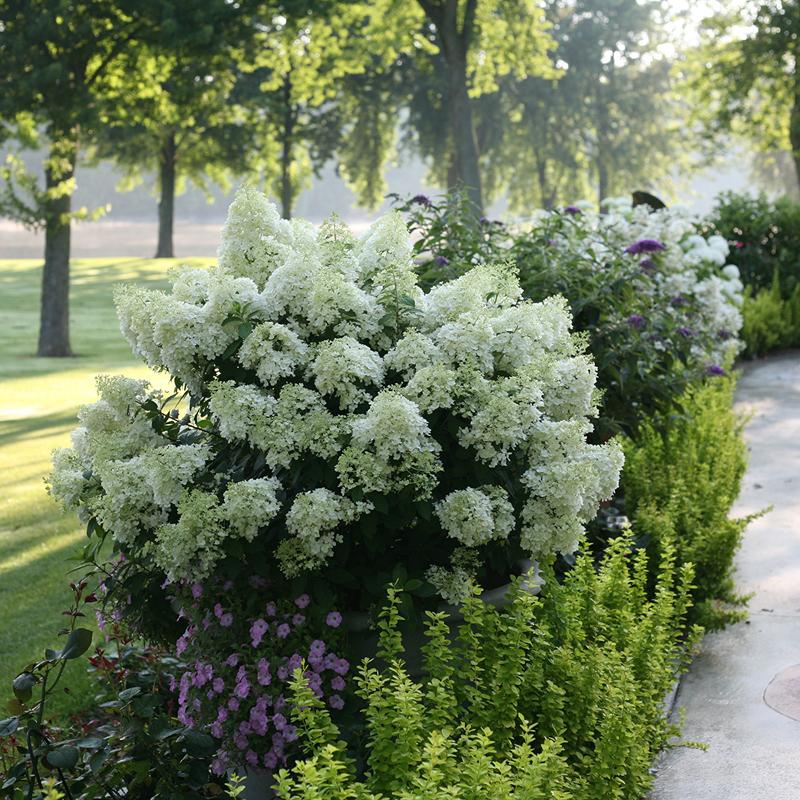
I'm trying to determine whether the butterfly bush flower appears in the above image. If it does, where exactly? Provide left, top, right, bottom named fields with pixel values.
left=627, top=314, right=646, bottom=330
left=624, top=238, right=667, bottom=254
left=50, top=188, right=623, bottom=604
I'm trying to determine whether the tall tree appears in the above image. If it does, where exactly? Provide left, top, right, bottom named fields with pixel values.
left=235, top=1, right=421, bottom=217
left=686, top=0, right=800, bottom=186
left=238, top=10, right=360, bottom=220
left=410, top=0, right=557, bottom=212
left=95, top=47, right=258, bottom=257
left=489, top=0, right=683, bottom=210
left=0, top=0, right=237, bottom=356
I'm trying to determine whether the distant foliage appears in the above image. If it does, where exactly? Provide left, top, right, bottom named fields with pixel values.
left=741, top=274, right=800, bottom=358
left=707, top=192, right=800, bottom=295
left=707, top=192, right=800, bottom=357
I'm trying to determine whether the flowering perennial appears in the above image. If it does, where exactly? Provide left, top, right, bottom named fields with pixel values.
left=170, top=583, right=347, bottom=775
left=49, top=188, right=622, bottom=606
left=572, top=197, right=744, bottom=366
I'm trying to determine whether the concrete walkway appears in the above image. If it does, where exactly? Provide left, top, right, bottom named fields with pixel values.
left=651, top=353, right=800, bottom=799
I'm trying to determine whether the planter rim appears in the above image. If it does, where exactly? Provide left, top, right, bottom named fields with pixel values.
left=344, top=560, right=543, bottom=633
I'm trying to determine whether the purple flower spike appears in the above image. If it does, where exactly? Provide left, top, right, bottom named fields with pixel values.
left=670, top=295, right=687, bottom=307
left=625, top=238, right=666, bottom=255
left=639, top=258, right=656, bottom=273
left=411, top=194, right=431, bottom=207
left=434, top=255, right=450, bottom=266
left=676, top=327, right=693, bottom=338
left=706, top=364, right=726, bottom=377
left=564, top=205, right=582, bottom=215
left=627, top=314, right=646, bottom=330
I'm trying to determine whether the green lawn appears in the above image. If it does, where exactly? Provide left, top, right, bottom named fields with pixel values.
left=0, top=257, right=212, bottom=717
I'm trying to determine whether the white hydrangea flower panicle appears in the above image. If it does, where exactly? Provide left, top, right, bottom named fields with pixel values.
left=278, top=489, right=373, bottom=577
left=217, top=186, right=293, bottom=287
left=435, top=485, right=515, bottom=547
left=308, top=336, right=385, bottom=410
left=237, top=321, right=309, bottom=386
left=222, top=478, right=283, bottom=541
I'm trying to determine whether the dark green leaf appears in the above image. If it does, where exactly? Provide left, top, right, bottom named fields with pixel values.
left=89, top=748, right=109, bottom=775
left=183, top=729, right=217, bottom=757
left=0, top=717, right=19, bottom=737
left=46, top=745, right=80, bottom=770
left=76, top=736, right=104, bottom=749
left=60, top=628, right=93, bottom=660
left=12, top=673, right=35, bottom=703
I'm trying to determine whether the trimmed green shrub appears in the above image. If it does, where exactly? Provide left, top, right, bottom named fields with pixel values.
left=741, top=271, right=800, bottom=357
left=274, top=538, right=699, bottom=800
left=622, top=376, right=750, bottom=629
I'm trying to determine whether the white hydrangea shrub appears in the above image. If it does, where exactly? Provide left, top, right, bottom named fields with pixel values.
left=49, top=188, right=623, bottom=606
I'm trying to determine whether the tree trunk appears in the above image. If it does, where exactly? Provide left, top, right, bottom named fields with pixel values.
left=436, top=2, right=483, bottom=214
left=155, top=132, right=177, bottom=258
left=37, top=140, right=76, bottom=358
left=597, top=159, right=609, bottom=209
left=596, top=69, right=612, bottom=209
left=447, top=59, right=483, bottom=212
left=535, top=154, right=552, bottom=210
left=280, top=76, right=295, bottom=220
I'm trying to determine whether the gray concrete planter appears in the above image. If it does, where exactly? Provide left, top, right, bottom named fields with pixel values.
left=344, top=560, right=543, bottom=676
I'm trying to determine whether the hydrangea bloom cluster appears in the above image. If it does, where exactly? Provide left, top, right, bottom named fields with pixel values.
left=567, top=197, right=744, bottom=366
left=49, top=188, right=622, bottom=607
left=170, top=580, right=347, bottom=776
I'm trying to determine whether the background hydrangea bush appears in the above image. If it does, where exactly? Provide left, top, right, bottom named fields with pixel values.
left=49, top=188, right=623, bottom=629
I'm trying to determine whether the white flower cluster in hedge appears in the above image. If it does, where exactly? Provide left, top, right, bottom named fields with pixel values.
left=558, top=198, right=743, bottom=363
left=50, top=189, right=624, bottom=598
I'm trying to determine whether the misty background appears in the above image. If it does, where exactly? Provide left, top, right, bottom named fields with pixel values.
left=0, top=144, right=768, bottom=258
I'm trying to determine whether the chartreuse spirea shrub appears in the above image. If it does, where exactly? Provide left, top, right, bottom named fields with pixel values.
left=47, top=188, right=623, bottom=631
left=395, top=193, right=744, bottom=437
left=740, top=272, right=800, bottom=357
left=272, top=538, right=698, bottom=800
left=621, top=376, right=751, bottom=629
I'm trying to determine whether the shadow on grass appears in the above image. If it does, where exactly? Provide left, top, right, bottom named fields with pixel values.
left=0, top=530, right=83, bottom=578
left=0, top=410, right=79, bottom=448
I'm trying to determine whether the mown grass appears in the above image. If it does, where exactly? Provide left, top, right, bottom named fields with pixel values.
left=0, top=257, right=212, bottom=718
